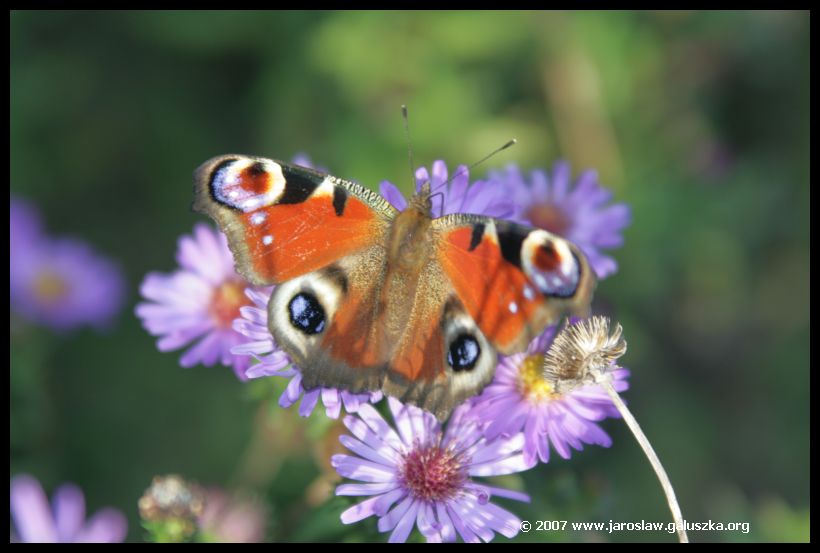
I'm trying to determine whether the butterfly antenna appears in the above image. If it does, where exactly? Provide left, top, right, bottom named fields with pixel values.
left=438, top=138, right=517, bottom=191
left=429, top=191, right=445, bottom=214
left=401, top=105, right=423, bottom=191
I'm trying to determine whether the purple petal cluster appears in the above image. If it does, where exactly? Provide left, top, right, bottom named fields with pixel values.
left=379, top=160, right=517, bottom=219
left=333, top=398, right=531, bottom=542
left=136, top=224, right=263, bottom=380
left=10, top=197, right=125, bottom=331
left=488, top=162, right=631, bottom=278
left=10, top=474, right=127, bottom=543
left=467, top=325, right=630, bottom=465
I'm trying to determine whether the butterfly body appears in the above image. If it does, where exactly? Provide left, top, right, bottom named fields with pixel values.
left=194, top=155, right=595, bottom=419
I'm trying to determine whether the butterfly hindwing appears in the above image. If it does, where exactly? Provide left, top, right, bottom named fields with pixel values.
left=193, top=155, right=397, bottom=285
left=267, top=247, right=390, bottom=395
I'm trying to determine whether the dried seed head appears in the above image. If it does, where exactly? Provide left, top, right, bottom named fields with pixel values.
left=139, top=474, right=205, bottom=524
left=542, top=316, right=626, bottom=392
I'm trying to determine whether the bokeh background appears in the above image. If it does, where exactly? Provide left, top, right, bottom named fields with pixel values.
left=10, top=11, right=809, bottom=542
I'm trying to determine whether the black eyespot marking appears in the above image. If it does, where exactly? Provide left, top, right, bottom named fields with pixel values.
left=447, top=334, right=481, bottom=372
left=278, top=168, right=321, bottom=204
left=323, top=265, right=349, bottom=296
left=208, top=159, right=239, bottom=207
left=333, top=186, right=348, bottom=216
left=248, top=161, right=267, bottom=176
left=496, top=223, right=528, bottom=268
left=288, top=293, right=326, bottom=335
left=468, top=223, right=485, bottom=251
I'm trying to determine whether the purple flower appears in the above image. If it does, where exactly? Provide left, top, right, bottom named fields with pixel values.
left=10, top=196, right=44, bottom=255
left=379, top=160, right=517, bottom=219
left=232, top=287, right=382, bottom=418
left=467, top=325, right=630, bottom=466
left=489, top=162, right=631, bottom=279
left=10, top=199, right=125, bottom=331
left=333, top=398, right=531, bottom=543
left=10, top=474, right=127, bottom=543
left=136, top=224, right=264, bottom=380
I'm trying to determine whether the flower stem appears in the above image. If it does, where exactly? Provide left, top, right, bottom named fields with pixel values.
left=602, top=381, right=689, bottom=543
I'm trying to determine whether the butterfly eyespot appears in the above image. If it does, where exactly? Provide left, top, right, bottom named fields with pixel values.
left=287, top=292, right=326, bottom=335
left=447, top=333, right=481, bottom=372
left=519, top=231, right=581, bottom=298
left=209, top=158, right=286, bottom=212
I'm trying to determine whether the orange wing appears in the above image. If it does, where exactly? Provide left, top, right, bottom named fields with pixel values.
left=434, top=214, right=596, bottom=354
left=193, top=155, right=397, bottom=285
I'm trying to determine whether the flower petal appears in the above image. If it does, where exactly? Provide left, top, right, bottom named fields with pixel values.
left=53, top=484, right=85, bottom=542
left=388, top=498, right=420, bottom=543
left=10, top=475, right=58, bottom=543
left=336, top=482, right=399, bottom=497
left=340, top=495, right=381, bottom=524
left=74, top=508, right=127, bottom=543
left=331, top=455, right=397, bottom=483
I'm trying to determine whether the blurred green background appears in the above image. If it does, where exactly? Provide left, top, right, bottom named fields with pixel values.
left=10, top=11, right=809, bottom=542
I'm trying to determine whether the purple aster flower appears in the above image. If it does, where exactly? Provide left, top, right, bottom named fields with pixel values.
left=489, top=162, right=631, bottom=279
left=333, top=398, right=531, bottom=543
left=10, top=474, right=127, bottom=543
left=136, top=223, right=265, bottom=380
left=231, top=287, right=382, bottom=418
left=379, top=160, right=517, bottom=219
left=10, top=199, right=125, bottom=332
left=10, top=196, right=45, bottom=256
left=467, top=324, right=630, bottom=466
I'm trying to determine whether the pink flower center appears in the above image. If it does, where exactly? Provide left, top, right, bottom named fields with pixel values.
left=400, top=445, right=466, bottom=502
left=33, top=271, right=69, bottom=304
left=210, top=280, right=249, bottom=329
left=526, top=203, right=571, bottom=236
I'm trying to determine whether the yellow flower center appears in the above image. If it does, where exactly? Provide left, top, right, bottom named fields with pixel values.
left=33, top=271, right=69, bottom=304
left=517, top=354, right=558, bottom=402
left=210, top=280, right=249, bottom=329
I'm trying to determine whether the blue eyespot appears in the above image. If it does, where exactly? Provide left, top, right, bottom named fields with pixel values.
left=447, top=334, right=480, bottom=372
left=288, top=293, right=326, bottom=335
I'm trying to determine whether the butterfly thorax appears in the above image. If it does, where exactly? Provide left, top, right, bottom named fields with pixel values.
left=387, top=184, right=434, bottom=271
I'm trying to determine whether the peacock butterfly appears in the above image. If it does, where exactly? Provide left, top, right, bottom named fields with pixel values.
left=193, top=155, right=595, bottom=419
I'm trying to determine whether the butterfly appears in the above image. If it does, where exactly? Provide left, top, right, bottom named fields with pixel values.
left=193, top=155, right=596, bottom=420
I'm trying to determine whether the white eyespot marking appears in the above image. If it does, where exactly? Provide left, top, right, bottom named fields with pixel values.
left=262, top=235, right=273, bottom=246
left=523, top=285, right=535, bottom=301
left=508, top=301, right=518, bottom=314
left=482, top=220, right=500, bottom=245
left=211, top=159, right=286, bottom=213
left=313, top=177, right=335, bottom=198
left=250, top=212, right=267, bottom=226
